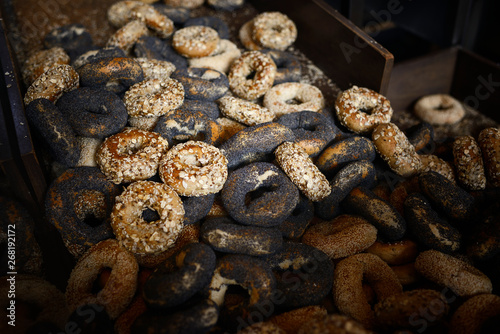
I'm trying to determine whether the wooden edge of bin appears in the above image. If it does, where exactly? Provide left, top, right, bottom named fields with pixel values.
left=386, top=47, right=459, bottom=113
left=251, top=0, right=394, bottom=94
left=0, top=19, right=47, bottom=209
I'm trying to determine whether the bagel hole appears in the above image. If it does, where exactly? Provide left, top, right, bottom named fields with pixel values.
left=435, top=103, right=453, bottom=110
left=142, top=208, right=160, bottom=222
left=92, top=267, right=112, bottom=294
left=358, top=107, right=375, bottom=115
left=83, top=214, right=104, bottom=228
left=362, top=282, right=377, bottom=305
left=285, top=98, right=302, bottom=105
left=17, top=301, right=42, bottom=321
left=245, top=185, right=278, bottom=205
left=76, top=190, right=107, bottom=227
left=224, top=285, right=249, bottom=305
left=118, top=140, right=144, bottom=155
left=245, top=70, right=257, bottom=80
left=178, top=152, right=203, bottom=167
left=272, top=26, right=284, bottom=34
left=299, top=123, right=318, bottom=132
left=291, top=205, right=303, bottom=216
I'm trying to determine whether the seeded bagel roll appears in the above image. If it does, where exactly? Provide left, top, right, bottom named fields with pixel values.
left=404, top=192, right=462, bottom=254
left=415, top=250, right=492, bottom=298
left=316, top=135, right=376, bottom=177
left=201, top=216, right=283, bottom=256
left=221, top=162, right=299, bottom=227
left=219, top=122, right=295, bottom=169
left=453, top=135, right=487, bottom=191
left=418, top=171, right=475, bottom=222
left=374, top=289, right=449, bottom=330
left=343, top=186, right=407, bottom=241
left=449, top=294, right=500, bottom=334
left=25, top=98, right=81, bottom=167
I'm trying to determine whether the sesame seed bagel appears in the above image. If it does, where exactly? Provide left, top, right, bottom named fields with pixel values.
left=96, top=127, right=169, bottom=184
left=124, top=78, right=185, bottom=117
left=478, top=127, right=500, bottom=187
left=335, top=86, right=393, bottom=134
left=111, top=180, right=185, bottom=255
left=172, top=25, right=220, bottom=58
left=24, top=64, right=79, bottom=105
left=453, top=135, right=486, bottom=191
left=252, top=12, right=297, bottom=51
left=159, top=140, right=228, bottom=197
left=275, top=141, right=331, bottom=202
left=22, top=46, right=70, bottom=86
left=228, top=50, right=277, bottom=100
left=372, top=122, right=422, bottom=178
left=263, top=82, right=325, bottom=118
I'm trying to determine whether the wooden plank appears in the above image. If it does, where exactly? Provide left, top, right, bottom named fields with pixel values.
left=386, top=47, right=458, bottom=113
left=0, top=98, right=37, bottom=210
left=0, top=19, right=47, bottom=207
left=452, top=48, right=500, bottom=122
left=251, top=0, right=394, bottom=94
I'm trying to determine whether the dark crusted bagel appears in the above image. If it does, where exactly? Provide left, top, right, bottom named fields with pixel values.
left=276, top=110, right=338, bottom=157
left=201, top=216, right=283, bottom=256
left=72, top=46, right=126, bottom=69
left=25, top=98, right=81, bottom=167
left=153, top=109, right=221, bottom=146
left=45, top=167, right=121, bottom=257
left=315, top=160, right=376, bottom=221
left=221, top=162, right=299, bottom=227
left=343, top=186, right=406, bottom=241
left=182, top=194, right=216, bottom=225
left=404, top=192, right=461, bottom=253
left=56, top=87, right=128, bottom=139
left=262, top=49, right=301, bottom=84
left=44, top=23, right=96, bottom=60
left=181, top=99, right=221, bottom=120
left=219, top=122, right=295, bottom=169
left=134, top=35, right=188, bottom=69
left=316, top=136, right=376, bottom=177
left=143, top=242, right=217, bottom=308
left=418, top=171, right=475, bottom=222
left=405, top=121, right=435, bottom=153
left=171, top=67, right=229, bottom=101
left=262, top=241, right=334, bottom=308
left=279, top=195, right=314, bottom=240
left=77, top=56, right=144, bottom=93
left=208, top=254, right=276, bottom=309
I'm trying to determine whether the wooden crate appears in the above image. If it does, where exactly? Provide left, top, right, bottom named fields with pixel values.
left=387, top=46, right=500, bottom=123
left=0, top=0, right=394, bottom=207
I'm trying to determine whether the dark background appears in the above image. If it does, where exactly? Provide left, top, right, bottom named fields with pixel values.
left=325, top=0, right=500, bottom=64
